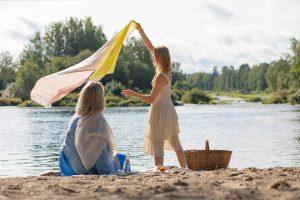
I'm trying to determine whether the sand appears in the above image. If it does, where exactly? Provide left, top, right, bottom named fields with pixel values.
left=0, top=167, right=299, bottom=200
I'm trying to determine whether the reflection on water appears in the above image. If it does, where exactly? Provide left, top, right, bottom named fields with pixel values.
left=0, top=103, right=299, bottom=177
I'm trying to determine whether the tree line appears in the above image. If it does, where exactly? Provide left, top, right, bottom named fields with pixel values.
left=172, top=39, right=300, bottom=104
left=175, top=54, right=299, bottom=93
left=0, top=16, right=299, bottom=104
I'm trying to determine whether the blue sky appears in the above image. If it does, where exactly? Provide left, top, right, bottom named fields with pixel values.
left=0, top=0, right=299, bottom=73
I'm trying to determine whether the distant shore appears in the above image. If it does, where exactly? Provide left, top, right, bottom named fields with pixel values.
left=0, top=167, right=299, bottom=199
left=0, top=91, right=298, bottom=107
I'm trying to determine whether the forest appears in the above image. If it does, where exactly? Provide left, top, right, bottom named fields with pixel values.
left=0, top=17, right=299, bottom=106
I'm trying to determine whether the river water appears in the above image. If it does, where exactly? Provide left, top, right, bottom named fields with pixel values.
left=0, top=103, right=299, bottom=177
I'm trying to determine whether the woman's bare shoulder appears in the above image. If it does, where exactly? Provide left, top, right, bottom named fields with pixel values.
left=155, top=74, right=168, bottom=85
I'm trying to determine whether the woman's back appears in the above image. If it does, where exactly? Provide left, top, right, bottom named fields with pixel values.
left=147, top=72, right=179, bottom=141
left=151, top=72, right=172, bottom=105
left=60, top=113, right=115, bottom=175
left=61, top=114, right=88, bottom=174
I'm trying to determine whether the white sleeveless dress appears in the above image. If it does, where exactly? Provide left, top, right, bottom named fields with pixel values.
left=143, top=72, right=183, bottom=157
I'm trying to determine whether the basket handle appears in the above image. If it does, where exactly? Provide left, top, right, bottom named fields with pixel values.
left=205, top=140, right=210, bottom=151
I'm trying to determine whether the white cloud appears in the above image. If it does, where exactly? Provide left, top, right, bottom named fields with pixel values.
left=0, top=0, right=299, bottom=73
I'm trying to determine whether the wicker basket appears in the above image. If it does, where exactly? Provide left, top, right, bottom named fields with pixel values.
left=184, top=140, right=232, bottom=171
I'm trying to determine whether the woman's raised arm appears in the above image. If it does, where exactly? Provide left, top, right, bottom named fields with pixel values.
left=134, top=22, right=155, bottom=55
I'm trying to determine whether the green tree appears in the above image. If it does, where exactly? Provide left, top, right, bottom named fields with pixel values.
left=290, top=38, right=300, bottom=89
left=44, top=22, right=65, bottom=57
left=69, top=49, right=94, bottom=66
left=83, top=17, right=107, bottom=51
left=0, top=51, right=16, bottom=90
left=172, top=62, right=185, bottom=84
left=236, top=64, right=250, bottom=91
left=247, top=63, right=269, bottom=91
left=15, top=61, right=42, bottom=99
left=110, top=55, right=130, bottom=86
left=105, top=81, right=125, bottom=96
left=187, top=72, right=214, bottom=91
left=44, top=57, right=71, bottom=75
left=256, top=63, right=269, bottom=91
left=174, top=80, right=191, bottom=91
left=19, top=32, right=46, bottom=67
left=63, top=17, right=85, bottom=56
left=106, top=38, right=154, bottom=90
left=211, top=66, right=219, bottom=90
left=44, top=17, right=106, bottom=58
left=217, top=66, right=236, bottom=91
left=266, top=59, right=290, bottom=91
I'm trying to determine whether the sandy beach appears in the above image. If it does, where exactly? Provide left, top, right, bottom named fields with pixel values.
left=0, top=167, right=299, bottom=200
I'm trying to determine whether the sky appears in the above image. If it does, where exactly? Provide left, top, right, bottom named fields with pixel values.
left=0, top=0, right=300, bottom=73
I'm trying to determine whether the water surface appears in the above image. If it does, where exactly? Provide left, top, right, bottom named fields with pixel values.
left=0, top=103, right=299, bottom=177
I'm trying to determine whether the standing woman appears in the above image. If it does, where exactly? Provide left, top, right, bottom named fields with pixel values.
left=122, top=22, right=186, bottom=168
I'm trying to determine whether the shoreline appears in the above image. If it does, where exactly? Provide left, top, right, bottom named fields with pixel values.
left=1, top=167, right=299, bottom=199
left=0, top=96, right=299, bottom=108
left=1, top=90, right=300, bottom=107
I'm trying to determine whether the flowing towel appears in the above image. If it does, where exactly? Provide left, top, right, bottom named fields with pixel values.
left=30, top=21, right=136, bottom=106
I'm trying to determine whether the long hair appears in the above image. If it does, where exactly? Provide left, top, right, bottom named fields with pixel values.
left=75, top=81, right=105, bottom=116
left=154, top=46, right=172, bottom=73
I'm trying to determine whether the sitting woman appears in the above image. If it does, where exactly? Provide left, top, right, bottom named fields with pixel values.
left=59, top=81, right=118, bottom=176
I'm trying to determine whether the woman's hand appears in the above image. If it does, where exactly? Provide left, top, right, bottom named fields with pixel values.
left=133, top=21, right=154, bottom=53
left=121, top=75, right=167, bottom=104
left=133, top=21, right=142, bottom=32
left=121, top=89, right=135, bottom=97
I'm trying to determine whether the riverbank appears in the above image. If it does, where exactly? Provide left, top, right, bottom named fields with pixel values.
left=1, top=90, right=299, bottom=107
left=0, top=94, right=149, bottom=107
left=0, top=167, right=299, bottom=199
left=207, top=91, right=300, bottom=105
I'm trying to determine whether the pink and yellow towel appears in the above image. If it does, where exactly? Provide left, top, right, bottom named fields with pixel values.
left=31, top=21, right=136, bottom=106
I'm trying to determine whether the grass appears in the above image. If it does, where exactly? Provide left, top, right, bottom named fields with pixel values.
left=0, top=98, right=22, bottom=106
left=17, top=94, right=149, bottom=108
left=181, top=89, right=212, bottom=104
left=18, top=100, right=41, bottom=107
left=52, top=93, right=78, bottom=107
left=206, top=91, right=275, bottom=103
left=106, top=96, right=148, bottom=107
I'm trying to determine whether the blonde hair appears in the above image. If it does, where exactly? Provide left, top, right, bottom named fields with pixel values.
left=154, top=46, right=172, bottom=73
left=76, top=81, right=105, bottom=116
